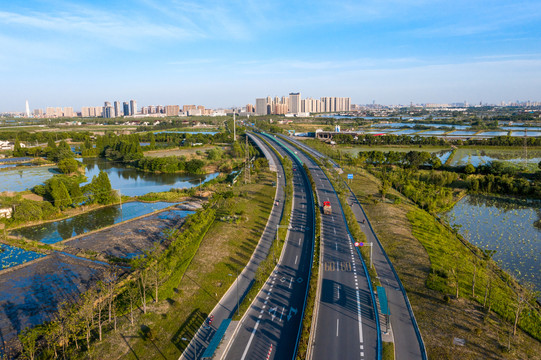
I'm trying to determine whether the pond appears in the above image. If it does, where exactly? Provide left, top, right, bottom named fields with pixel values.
left=79, top=158, right=220, bottom=196
left=0, top=166, right=60, bottom=192
left=0, top=158, right=219, bottom=195
left=0, top=244, right=45, bottom=270
left=11, top=201, right=177, bottom=244
left=445, top=195, right=541, bottom=297
left=449, top=148, right=541, bottom=167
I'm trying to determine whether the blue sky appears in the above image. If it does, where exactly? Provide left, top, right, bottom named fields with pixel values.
left=1, top=0, right=540, bottom=112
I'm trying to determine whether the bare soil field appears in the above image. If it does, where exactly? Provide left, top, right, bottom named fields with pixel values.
left=0, top=252, right=108, bottom=345
left=63, top=206, right=193, bottom=259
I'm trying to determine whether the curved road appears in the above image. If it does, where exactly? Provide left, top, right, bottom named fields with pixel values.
left=180, top=134, right=285, bottom=360
left=220, top=133, right=315, bottom=360
left=285, top=135, right=427, bottom=360
left=276, top=135, right=380, bottom=360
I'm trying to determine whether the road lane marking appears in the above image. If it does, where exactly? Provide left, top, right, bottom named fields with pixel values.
left=280, top=307, right=285, bottom=322
left=241, top=320, right=259, bottom=360
left=299, top=238, right=301, bottom=246
left=336, top=319, right=339, bottom=336
left=295, top=255, right=298, bottom=264
left=356, top=289, right=364, bottom=343
left=289, top=277, right=293, bottom=289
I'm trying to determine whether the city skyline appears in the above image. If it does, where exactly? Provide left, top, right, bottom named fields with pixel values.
left=1, top=0, right=541, bottom=112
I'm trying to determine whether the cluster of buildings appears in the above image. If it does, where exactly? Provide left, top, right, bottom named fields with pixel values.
left=27, top=100, right=225, bottom=119
left=249, top=92, right=351, bottom=116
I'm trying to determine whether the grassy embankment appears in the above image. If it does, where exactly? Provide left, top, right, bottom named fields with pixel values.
left=78, top=170, right=277, bottom=360
left=233, top=139, right=294, bottom=320
left=341, top=165, right=541, bottom=360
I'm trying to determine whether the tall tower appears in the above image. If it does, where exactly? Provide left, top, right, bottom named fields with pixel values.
left=289, top=92, right=301, bottom=114
left=25, top=100, right=30, bottom=118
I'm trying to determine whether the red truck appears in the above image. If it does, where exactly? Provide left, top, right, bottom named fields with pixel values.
left=323, top=201, right=332, bottom=215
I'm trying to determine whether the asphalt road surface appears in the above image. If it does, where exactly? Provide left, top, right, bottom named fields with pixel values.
left=180, top=134, right=286, bottom=360
left=220, top=134, right=315, bottom=360
left=286, top=135, right=427, bottom=360
left=277, top=135, right=380, bottom=360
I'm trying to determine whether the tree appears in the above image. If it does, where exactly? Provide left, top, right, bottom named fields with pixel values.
left=58, top=158, right=79, bottom=174
left=50, top=178, right=72, bottom=209
left=19, top=327, right=40, bottom=360
left=379, top=180, right=391, bottom=202
left=149, top=132, right=156, bottom=149
left=464, top=163, right=476, bottom=174
left=89, top=171, right=114, bottom=205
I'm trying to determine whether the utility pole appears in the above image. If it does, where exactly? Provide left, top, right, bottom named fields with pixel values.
left=233, top=113, right=236, bottom=142
left=244, top=135, right=250, bottom=184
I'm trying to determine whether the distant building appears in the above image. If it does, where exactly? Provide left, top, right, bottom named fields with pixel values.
left=255, top=98, right=267, bottom=115
left=289, top=92, right=301, bottom=114
left=114, top=101, right=122, bottom=117
left=165, top=105, right=180, bottom=116
left=123, top=101, right=130, bottom=116
left=63, top=107, right=74, bottom=117
left=130, top=100, right=137, bottom=115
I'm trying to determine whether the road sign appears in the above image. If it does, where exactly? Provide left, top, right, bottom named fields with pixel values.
left=355, top=242, right=363, bottom=247
left=347, top=174, right=353, bottom=179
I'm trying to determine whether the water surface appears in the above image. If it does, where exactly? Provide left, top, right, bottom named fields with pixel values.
left=11, top=201, right=176, bottom=244
left=445, top=195, right=541, bottom=296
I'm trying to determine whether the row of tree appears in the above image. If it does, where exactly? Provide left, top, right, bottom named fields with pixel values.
left=17, top=199, right=218, bottom=359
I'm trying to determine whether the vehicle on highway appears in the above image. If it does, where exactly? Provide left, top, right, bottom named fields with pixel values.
left=323, top=201, right=332, bottom=215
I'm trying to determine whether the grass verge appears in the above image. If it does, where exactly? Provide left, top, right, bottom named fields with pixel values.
left=343, top=165, right=541, bottom=359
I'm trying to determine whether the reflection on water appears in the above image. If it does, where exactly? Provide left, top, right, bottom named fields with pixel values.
left=0, top=166, right=60, bottom=192
left=11, top=201, right=175, bottom=244
left=80, top=158, right=219, bottom=197
left=445, top=195, right=541, bottom=296
left=0, top=158, right=219, bottom=194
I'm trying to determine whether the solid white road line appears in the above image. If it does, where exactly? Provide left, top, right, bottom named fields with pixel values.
left=336, top=319, right=340, bottom=336
left=240, top=320, right=260, bottom=360
left=356, top=289, right=364, bottom=343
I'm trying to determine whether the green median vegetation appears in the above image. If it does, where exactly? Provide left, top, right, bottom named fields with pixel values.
left=295, top=164, right=320, bottom=359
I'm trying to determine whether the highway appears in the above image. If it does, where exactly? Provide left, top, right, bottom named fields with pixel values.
left=180, top=134, right=286, bottom=360
left=221, top=133, right=315, bottom=360
left=285, top=135, right=427, bottom=360
left=275, top=135, right=380, bottom=360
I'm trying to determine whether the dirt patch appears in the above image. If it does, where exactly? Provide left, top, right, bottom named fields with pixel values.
left=63, top=206, right=193, bottom=259
left=21, top=193, right=43, bottom=202
left=0, top=252, right=108, bottom=345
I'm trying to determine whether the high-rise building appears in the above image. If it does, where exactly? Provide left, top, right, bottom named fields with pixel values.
left=114, top=101, right=121, bottom=117
left=288, top=92, right=301, bottom=114
left=63, top=107, right=74, bottom=117
left=165, top=105, right=180, bottom=116
left=123, top=102, right=130, bottom=116
left=103, top=102, right=113, bottom=118
left=130, top=100, right=137, bottom=116
left=33, top=109, right=43, bottom=117
left=25, top=100, right=30, bottom=118
left=255, top=98, right=267, bottom=115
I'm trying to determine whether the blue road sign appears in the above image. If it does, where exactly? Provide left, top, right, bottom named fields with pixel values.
left=347, top=174, right=353, bottom=179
